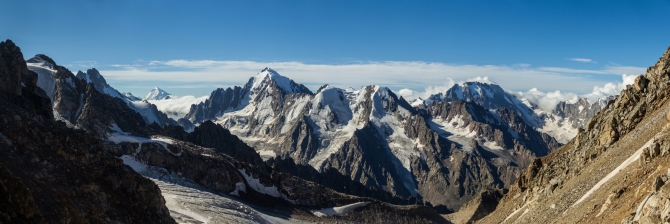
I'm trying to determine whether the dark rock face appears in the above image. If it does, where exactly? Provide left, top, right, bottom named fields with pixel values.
left=322, top=124, right=416, bottom=197
left=26, top=57, right=177, bottom=129
left=0, top=40, right=175, bottom=223
left=267, top=157, right=420, bottom=206
left=75, top=68, right=110, bottom=94
left=0, top=164, right=45, bottom=224
left=76, top=84, right=149, bottom=138
left=181, top=120, right=266, bottom=168
left=73, top=68, right=178, bottom=127
left=185, top=86, right=246, bottom=124
left=0, top=40, right=27, bottom=96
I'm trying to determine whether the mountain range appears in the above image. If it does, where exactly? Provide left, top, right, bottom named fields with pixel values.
left=1, top=38, right=652, bottom=223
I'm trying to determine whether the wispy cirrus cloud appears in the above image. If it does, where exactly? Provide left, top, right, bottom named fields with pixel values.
left=64, top=60, right=98, bottom=69
left=567, top=58, right=596, bottom=63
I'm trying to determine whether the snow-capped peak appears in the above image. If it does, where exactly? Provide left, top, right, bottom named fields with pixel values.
left=144, top=87, right=173, bottom=100
left=25, top=54, right=55, bottom=69
left=247, top=68, right=312, bottom=95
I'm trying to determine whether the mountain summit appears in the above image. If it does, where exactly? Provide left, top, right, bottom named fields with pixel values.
left=247, top=67, right=312, bottom=95
left=144, top=87, right=173, bottom=100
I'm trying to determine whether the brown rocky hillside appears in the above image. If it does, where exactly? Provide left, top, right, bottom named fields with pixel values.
left=478, top=46, right=670, bottom=223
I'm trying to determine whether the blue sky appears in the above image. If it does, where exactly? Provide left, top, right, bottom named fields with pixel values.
left=2, top=0, right=669, bottom=98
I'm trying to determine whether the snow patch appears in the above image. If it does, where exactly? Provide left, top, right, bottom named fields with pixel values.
left=230, top=182, right=247, bottom=196
left=107, top=131, right=181, bottom=156
left=571, top=138, right=654, bottom=207
left=237, top=168, right=295, bottom=204
left=257, top=150, right=277, bottom=161
left=311, top=202, right=371, bottom=217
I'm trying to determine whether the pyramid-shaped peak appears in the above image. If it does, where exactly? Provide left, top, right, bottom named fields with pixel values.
left=248, top=68, right=313, bottom=95
left=144, top=87, right=173, bottom=100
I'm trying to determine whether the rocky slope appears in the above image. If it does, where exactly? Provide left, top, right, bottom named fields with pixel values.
left=478, top=46, right=670, bottom=223
left=26, top=56, right=178, bottom=129
left=0, top=39, right=175, bottom=223
left=182, top=68, right=561, bottom=210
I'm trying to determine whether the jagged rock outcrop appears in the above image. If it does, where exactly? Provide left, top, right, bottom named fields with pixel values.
left=26, top=57, right=178, bottom=128
left=478, top=46, right=670, bottom=224
left=76, top=84, right=149, bottom=138
left=0, top=40, right=27, bottom=96
left=25, top=54, right=182, bottom=138
left=0, top=39, right=175, bottom=223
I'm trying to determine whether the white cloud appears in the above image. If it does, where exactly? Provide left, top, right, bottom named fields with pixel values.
left=581, top=74, right=638, bottom=101
left=512, top=88, right=579, bottom=112
left=148, top=95, right=209, bottom=119
left=397, top=78, right=456, bottom=101
left=99, top=60, right=646, bottom=103
left=466, top=76, right=495, bottom=84
left=568, top=58, right=595, bottom=63
left=514, top=74, right=640, bottom=111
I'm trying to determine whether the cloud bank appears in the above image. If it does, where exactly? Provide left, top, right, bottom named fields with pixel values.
left=98, top=60, right=646, bottom=104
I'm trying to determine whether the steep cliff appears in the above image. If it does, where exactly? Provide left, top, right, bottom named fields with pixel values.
left=0, top=39, right=175, bottom=223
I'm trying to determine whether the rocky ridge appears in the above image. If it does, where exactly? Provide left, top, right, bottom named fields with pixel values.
left=478, top=46, right=670, bottom=223
left=0, top=39, right=175, bottom=223
left=26, top=57, right=178, bottom=130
